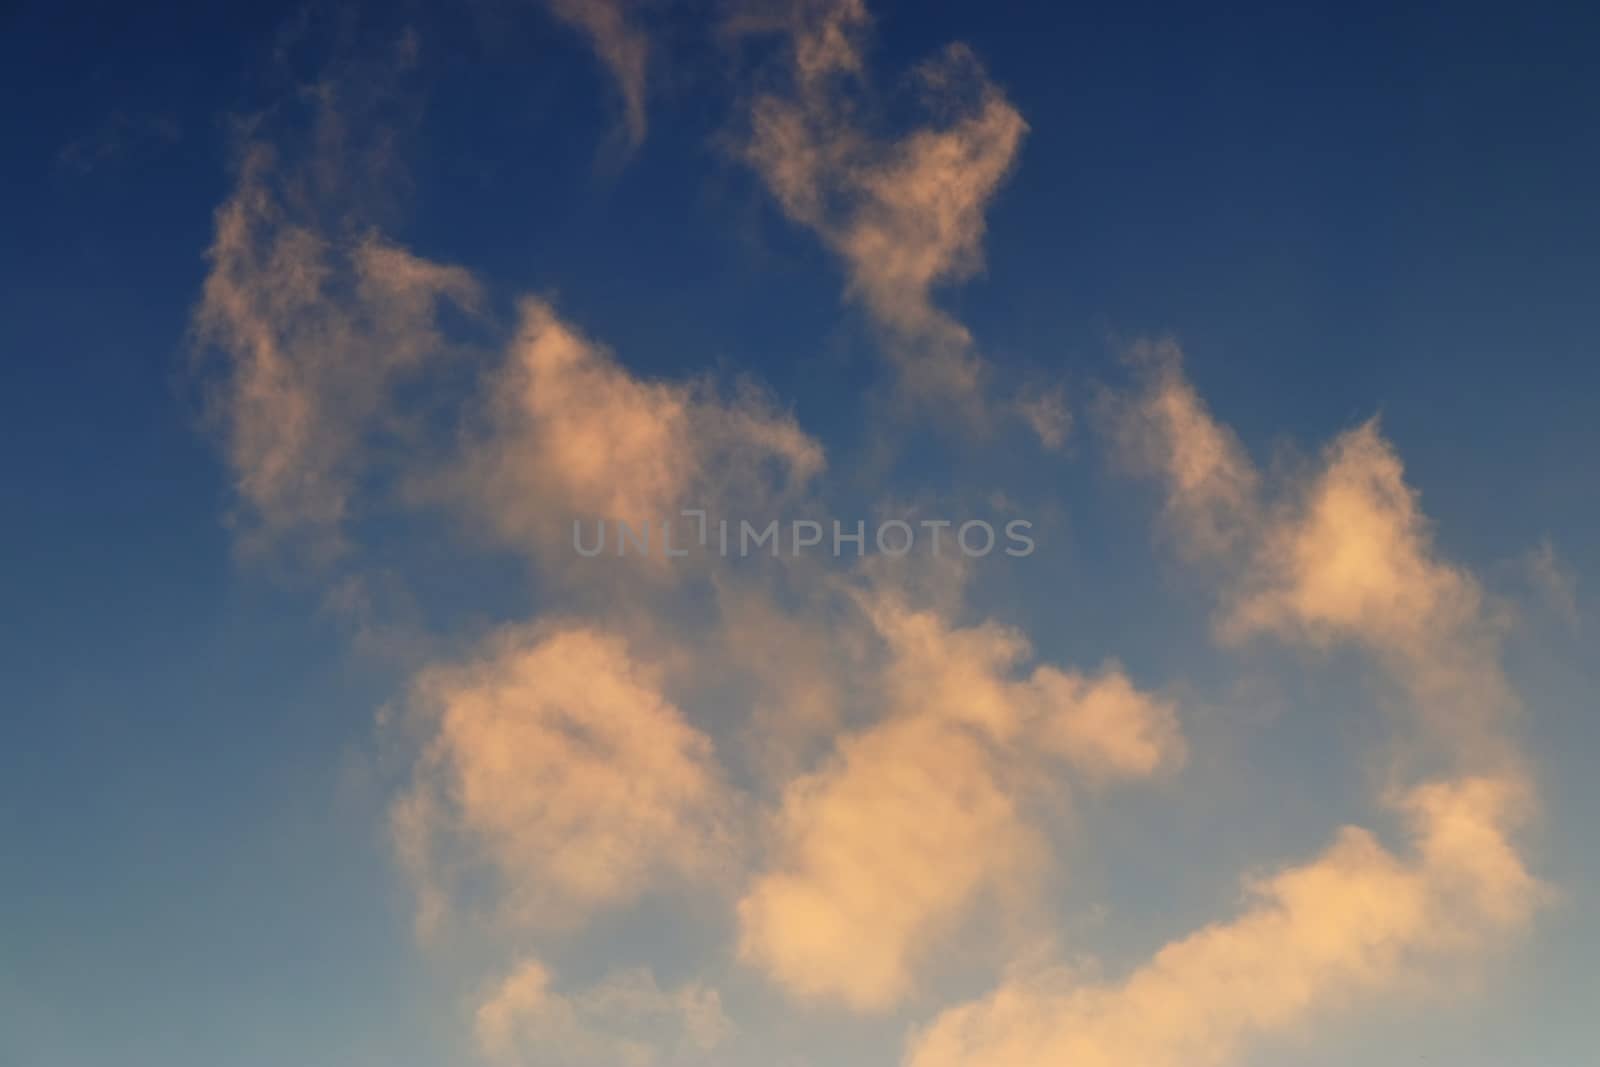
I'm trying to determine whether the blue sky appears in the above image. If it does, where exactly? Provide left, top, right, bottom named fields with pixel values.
left=2, top=2, right=1596, bottom=1065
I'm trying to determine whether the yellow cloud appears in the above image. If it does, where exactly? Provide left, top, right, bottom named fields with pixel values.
left=905, top=774, right=1540, bottom=1067
left=1224, top=421, right=1520, bottom=769
left=453, top=298, right=823, bottom=559
left=738, top=588, right=1183, bottom=1011
left=739, top=711, right=1035, bottom=1010
left=396, top=625, right=731, bottom=932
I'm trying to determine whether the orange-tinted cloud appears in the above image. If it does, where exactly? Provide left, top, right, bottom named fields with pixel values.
left=452, top=298, right=822, bottom=559
left=195, top=143, right=479, bottom=550
left=906, top=774, right=1539, bottom=1067
left=475, top=958, right=732, bottom=1066
left=738, top=588, right=1183, bottom=1010
left=1104, top=339, right=1259, bottom=556
left=396, top=625, right=732, bottom=933
left=739, top=1, right=1026, bottom=406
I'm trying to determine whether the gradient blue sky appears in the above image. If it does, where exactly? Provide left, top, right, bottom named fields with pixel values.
left=2, top=2, right=1597, bottom=1065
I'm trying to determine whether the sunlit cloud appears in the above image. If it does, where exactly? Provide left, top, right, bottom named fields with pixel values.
left=447, top=297, right=823, bottom=562
left=739, top=585, right=1183, bottom=1011
left=475, top=958, right=732, bottom=1066
left=543, top=0, right=652, bottom=147
left=396, top=624, right=734, bottom=934
left=188, top=7, right=1554, bottom=1067
left=737, top=0, right=1026, bottom=412
left=906, top=775, right=1538, bottom=1067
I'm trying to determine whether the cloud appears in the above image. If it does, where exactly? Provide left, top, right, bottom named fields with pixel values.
left=905, top=774, right=1540, bottom=1067
left=1104, top=339, right=1259, bottom=556
left=1017, top=387, right=1070, bottom=450
left=1111, top=345, right=1522, bottom=769
left=192, top=16, right=1554, bottom=1066
left=544, top=0, right=651, bottom=146
left=739, top=1, right=1026, bottom=406
left=739, top=710, right=1035, bottom=1011
left=1051, top=343, right=1545, bottom=1067
left=476, top=958, right=732, bottom=1066
left=194, top=144, right=480, bottom=551
left=1223, top=421, right=1520, bottom=769
left=1524, top=537, right=1580, bottom=629
left=395, top=624, right=732, bottom=933
left=451, top=297, right=823, bottom=559
left=192, top=39, right=481, bottom=554
left=861, top=592, right=1184, bottom=780
left=738, top=587, right=1182, bottom=1011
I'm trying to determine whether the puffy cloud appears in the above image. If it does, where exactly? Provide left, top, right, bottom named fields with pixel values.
left=396, top=625, right=732, bottom=932
left=905, top=774, right=1539, bottom=1067
left=476, top=958, right=732, bottom=1066
left=1111, top=346, right=1522, bottom=768
left=738, top=711, right=1037, bottom=1011
left=1224, top=422, right=1520, bottom=767
left=1226, top=422, right=1482, bottom=650
left=544, top=0, right=651, bottom=146
left=738, top=590, right=1182, bottom=1011
left=740, top=1, right=1026, bottom=404
left=1068, top=346, right=1545, bottom=1067
left=454, top=298, right=823, bottom=557
left=863, top=593, right=1185, bottom=778
left=194, top=143, right=480, bottom=550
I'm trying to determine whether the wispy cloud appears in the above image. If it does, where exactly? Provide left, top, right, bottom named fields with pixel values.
left=736, top=0, right=1026, bottom=414
left=194, top=143, right=480, bottom=554
left=544, top=0, right=652, bottom=147
left=192, top=7, right=1550, bottom=1065
left=475, top=958, right=732, bottom=1066
left=1524, top=537, right=1580, bottom=630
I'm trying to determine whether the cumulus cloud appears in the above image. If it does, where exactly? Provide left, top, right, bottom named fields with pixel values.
left=739, top=710, right=1038, bottom=1010
left=1109, top=345, right=1522, bottom=764
left=476, top=958, right=732, bottom=1066
left=905, top=774, right=1539, bottom=1067
left=1046, top=342, right=1545, bottom=1067
left=544, top=0, right=651, bottom=146
left=395, top=624, right=732, bottom=933
left=193, top=14, right=1553, bottom=1066
left=1223, top=421, right=1521, bottom=767
left=738, top=588, right=1183, bottom=1011
left=452, top=297, right=823, bottom=559
left=738, top=0, right=1026, bottom=407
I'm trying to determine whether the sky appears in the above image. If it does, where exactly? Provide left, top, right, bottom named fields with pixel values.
left=1, top=1, right=1597, bottom=1065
